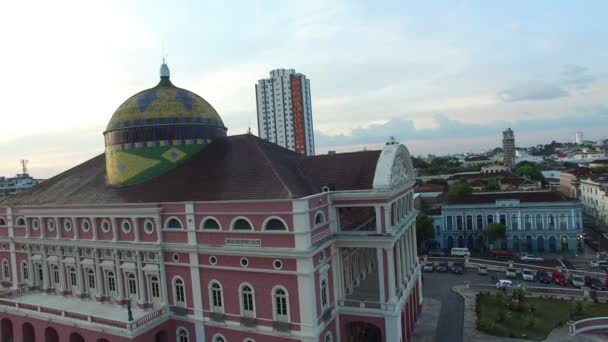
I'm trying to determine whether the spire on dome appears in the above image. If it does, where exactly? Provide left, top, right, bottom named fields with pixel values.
left=160, top=57, right=170, bottom=78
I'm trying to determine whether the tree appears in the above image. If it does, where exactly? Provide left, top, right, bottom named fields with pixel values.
left=514, top=163, right=545, bottom=182
left=485, top=223, right=506, bottom=248
left=416, top=212, right=435, bottom=246
left=445, top=182, right=473, bottom=203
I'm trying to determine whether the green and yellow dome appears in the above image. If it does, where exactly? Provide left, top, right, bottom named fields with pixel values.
left=103, top=62, right=227, bottom=186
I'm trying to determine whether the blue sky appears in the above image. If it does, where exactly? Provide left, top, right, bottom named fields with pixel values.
left=0, top=0, right=607, bottom=177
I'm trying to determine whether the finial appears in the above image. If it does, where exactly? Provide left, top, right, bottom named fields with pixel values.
left=160, top=59, right=170, bottom=78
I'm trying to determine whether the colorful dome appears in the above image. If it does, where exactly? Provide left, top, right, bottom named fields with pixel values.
left=103, top=62, right=228, bottom=186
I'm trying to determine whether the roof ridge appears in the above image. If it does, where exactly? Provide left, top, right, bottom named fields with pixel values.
left=251, top=137, right=293, bottom=198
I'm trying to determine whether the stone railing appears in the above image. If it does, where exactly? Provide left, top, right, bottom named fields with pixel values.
left=466, top=283, right=586, bottom=298
left=568, top=317, right=608, bottom=335
left=338, top=299, right=397, bottom=311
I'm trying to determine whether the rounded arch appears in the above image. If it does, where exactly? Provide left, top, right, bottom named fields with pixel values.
left=231, top=216, right=254, bottom=231
left=69, top=332, right=85, bottom=342
left=212, top=334, right=226, bottom=342
left=457, top=235, right=464, bottom=248
left=172, top=276, right=186, bottom=306
left=324, top=331, right=334, bottom=342
left=525, top=235, right=533, bottom=253
left=243, top=338, right=256, bottom=342
left=164, top=217, right=183, bottom=230
left=262, top=216, right=288, bottom=231
left=512, top=235, right=520, bottom=252
left=15, top=216, right=26, bottom=226
left=154, top=330, right=168, bottom=342
left=561, top=235, right=569, bottom=251
left=314, top=211, right=326, bottom=225
left=44, top=327, right=59, bottom=342
left=548, top=235, right=557, bottom=253
left=209, top=279, right=224, bottom=312
left=271, top=285, right=290, bottom=322
left=22, top=322, right=35, bottom=342
left=537, top=235, right=545, bottom=253
left=200, top=217, right=222, bottom=230
left=1, top=318, right=13, bottom=342
left=466, top=235, right=475, bottom=250
left=239, top=282, right=256, bottom=316
left=176, top=327, right=189, bottom=342
left=0, top=217, right=6, bottom=226
left=97, top=339, right=110, bottom=342
left=447, top=235, right=454, bottom=250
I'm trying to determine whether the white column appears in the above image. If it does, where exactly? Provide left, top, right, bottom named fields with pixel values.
left=136, top=252, right=146, bottom=305
left=402, top=235, right=408, bottom=280
left=132, top=217, right=140, bottom=243
left=9, top=242, right=18, bottom=289
left=75, top=248, right=84, bottom=295
left=58, top=248, right=66, bottom=293
left=55, top=218, right=62, bottom=240
left=155, top=216, right=162, bottom=244
left=386, top=248, right=396, bottom=303
left=39, top=217, right=46, bottom=239
left=90, top=217, right=97, bottom=241
left=404, top=230, right=411, bottom=276
left=296, top=259, right=318, bottom=337
left=41, top=250, right=50, bottom=290
left=94, top=249, right=104, bottom=299
left=375, top=206, right=382, bottom=233
left=72, top=218, right=79, bottom=240
left=412, top=223, right=418, bottom=268
left=376, top=248, right=385, bottom=302
left=159, top=254, right=169, bottom=306
left=114, top=251, right=124, bottom=303
left=111, top=218, right=117, bottom=242
left=27, top=248, right=34, bottom=287
left=384, top=314, right=402, bottom=342
left=395, top=242, right=403, bottom=288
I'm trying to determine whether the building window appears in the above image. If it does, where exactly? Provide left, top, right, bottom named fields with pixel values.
left=16, top=217, right=25, bottom=226
left=87, top=269, right=95, bottom=290
left=148, top=275, right=160, bottom=298
left=212, top=335, right=226, bottom=342
left=446, top=216, right=453, bottom=230
left=466, top=216, right=473, bottom=230
left=121, top=220, right=132, bottom=233
left=273, top=287, right=289, bottom=322
left=575, top=212, right=581, bottom=229
left=22, top=262, right=28, bottom=281
left=2, top=260, right=9, bottom=279
left=524, top=214, right=532, bottom=230
left=108, top=272, right=116, bottom=292
left=560, top=213, right=568, bottom=230
left=177, top=328, right=189, bottom=342
left=321, top=279, right=328, bottom=309
left=81, top=219, right=90, bottom=232
left=201, top=218, right=221, bottom=230
left=174, top=277, right=185, bottom=305
left=101, top=220, right=111, bottom=233
left=143, top=220, right=155, bottom=235
left=536, top=214, right=543, bottom=230
left=476, top=215, right=483, bottom=230
left=210, top=281, right=223, bottom=312
left=32, top=219, right=40, bottom=231
left=240, top=258, right=249, bottom=268
left=264, top=218, right=287, bottom=231
left=456, top=216, right=463, bottom=230
left=325, top=332, right=333, bottom=342
left=52, top=265, right=59, bottom=284
left=240, top=284, right=255, bottom=317
left=128, top=274, right=137, bottom=295
left=499, top=214, right=506, bottom=225
left=165, top=218, right=183, bottom=229
left=314, top=212, right=325, bottom=225
left=548, top=214, right=555, bottom=230
left=232, top=218, right=253, bottom=231
left=69, top=267, right=77, bottom=287
left=511, top=214, right=518, bottom=230
left=487, top=215, right=494, bottom=224
left=64, top=220, right=72, bottom=232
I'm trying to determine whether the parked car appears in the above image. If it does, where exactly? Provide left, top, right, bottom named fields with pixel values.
left=522, top=269, right=536, bottom=281
left=506, top=267, right=517, bottom=279
left=451, top=263, right=464, bottom=274
left=422, top=263, right=434, bottom=272
left=571, top=274, right=586, bottom=288
left=428, top=250, right=445, bottom=257
left=538, top=271, right=551, bottom=284
left=436, top=262, right=449, bottom=273
left=590, top=260, right=608, bottom=269
left=552, top=271, right=568, bottom=286
left=496, top=279, right=519, bottom=289
left=590, top=278, right=606, bottom=291
left=450, top=247, right=471, bottom=257
left=521, top=254, right=544, bottom=263
left=478, top=265, right=489, bottom=275
left=490, top=249, right=514, bottom=258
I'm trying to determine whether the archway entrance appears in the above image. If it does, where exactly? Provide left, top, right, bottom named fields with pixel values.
left=561, top=236, right=569, bottom=252
left=525, top=236, right=533, bottom=253
left=477, top=236, right=485, bottom=252
left=154, top=331, right=168, bottom=342
left=45, top=328, right=59, bottom=342
left=69, top=333, right=85, bottom=342
left=447, top=236, right=454, bottom=250
left=1, top=318, right=13, bottom=342
left=537, top=236, right=545, bottom=253
left=457, top=235, right=464, bottom=248
left=22, top=322, right=35, bottom=342
left=549, top=236, right=557, bottom=253
left=512, top=236, right=520, bottom=252
left=467, top=235, right=475, bottom=250
left=347, top=322, right=382, bottom=342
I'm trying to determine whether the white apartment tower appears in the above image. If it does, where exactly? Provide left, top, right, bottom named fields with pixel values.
left=256, top=69, right=315, bottom=155
left=502, top=128, right=515, bottom=168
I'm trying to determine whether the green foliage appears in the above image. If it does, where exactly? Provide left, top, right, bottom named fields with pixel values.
left=485, top=223, right=506, bottom=243
left=425, top=178, right=448, bottom=190
left=478, top=318, right=509, bottom=336
left=482, top=178, right=500, bottom=191
left=514, top=162, right=545, bottom=182
left=416, top=212, right=435, bottom=244
left=445, top=182, right=473, bottom=203
left=413, top=156, right=480, bottom=176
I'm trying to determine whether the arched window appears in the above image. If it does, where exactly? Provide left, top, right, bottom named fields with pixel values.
left=174, top=277, right=186, bottom=306
left=201, top=218, right=221, bottom=230
left=560, top=213, right=568, bottom=230
left=320, top=279, right=328, bottom=309
left=240, top=284, right=255, bottom=317
left=128, top=273, right=137, bottom=295
left=121, top=220, right=132, bottom=233
left=52, top=265, right=60, bottom=284
left=69, top=267, right=77, bottom=287
left=107, top=272, right=116, bottom=292
left=232, top=218, right=253, bottom=231
left=151, top=276, right=160, bottom=299
left=2, top=260, right=9, bottom=279
left=0, top=218, right=6, bottom=225
left=325, top=332, right=333, bottom=342
left=476, top=215, right=483, bottom=230
left=87, top=269, right=95, bottom=289
left=273, top=287, right=289, bottom=322
left=22, top=262, right=28, bottom=281
left=166, top=218, right=183, bottom=229
left=212, top=335, right=226, bottom=342
left=314, top=212, right=325, bottom=225
left=210, top=281, right=223, bottom=312
left=264, top=218, right=287, bottom=231
left=16, top=217, right=25, bottom=226
left=176, top=327, right=189, bottom=342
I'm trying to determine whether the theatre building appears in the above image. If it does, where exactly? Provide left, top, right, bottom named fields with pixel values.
left=0, top=63, right=421, bottom=342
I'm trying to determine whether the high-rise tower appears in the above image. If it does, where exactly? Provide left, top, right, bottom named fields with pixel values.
left=502, top=128, right=515, bottom=168
left=255, top=69, right=315, bottom=155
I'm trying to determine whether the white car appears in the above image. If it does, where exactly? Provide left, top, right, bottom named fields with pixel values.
left=521, top=254, right=544, bottom=263
left=522, top=269, right=536, bottom=281
left=496, top=279, right=519, bottom=289
left=478, top=265, right=489, bottom=275
left=590, top=260, right=608, bottom=269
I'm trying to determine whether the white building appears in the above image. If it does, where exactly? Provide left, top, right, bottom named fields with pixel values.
left=256, top=69, right=315, bottom=155
left=581, top=176, right=608, bottom=225
left=574, top=131, right=584, bottom=145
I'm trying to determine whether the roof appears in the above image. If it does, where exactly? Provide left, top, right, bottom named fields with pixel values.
left=447, top=191, right=574, bottom=205
left=464, top=155, right=490, bottom=162
left=565, top=167, right=592, bottom=177
left=415, top=184, right=445, bottom=193
left=1, top=135, right=381, bottom=205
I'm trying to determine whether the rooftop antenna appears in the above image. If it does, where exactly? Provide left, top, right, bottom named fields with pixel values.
left=20, top=159, right=28, bottom=175
left=247, top=120, right=252, bottom=134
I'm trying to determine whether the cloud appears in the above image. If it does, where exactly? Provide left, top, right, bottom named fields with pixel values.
left=561, top=65, right=595, bottom=90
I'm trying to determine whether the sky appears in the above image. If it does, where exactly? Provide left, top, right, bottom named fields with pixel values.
left=0, top=0, right=607, bottom=178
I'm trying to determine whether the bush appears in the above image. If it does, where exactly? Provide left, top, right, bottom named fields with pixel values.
left=529, top=303, right=536, bottom=313
left=478, top=318, right=509, bottom=336
left=575, top=301, right=585, bottom=315
left=526, top=318, right=538, bottom=329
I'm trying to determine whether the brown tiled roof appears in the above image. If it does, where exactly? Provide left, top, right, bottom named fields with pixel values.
left=448, top=171, right=513, bottom=180
left=1, top=135, right=381, bottom=205
left=415, top=185, right=445, bottom=193
left=448, top=191, right=573, bottom=205
left=566, top=167, right=593, bottom=177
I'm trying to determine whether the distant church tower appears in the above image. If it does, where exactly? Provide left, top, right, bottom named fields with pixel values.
left=502, top=128, right=515, bottom=168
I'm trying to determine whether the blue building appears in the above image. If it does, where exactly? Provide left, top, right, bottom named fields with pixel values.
left=434, top=191, right=583, bottom=253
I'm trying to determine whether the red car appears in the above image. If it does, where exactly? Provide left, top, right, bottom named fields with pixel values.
left=552, top=271, right=568, bottom=286
left=490, top=250, right=514, bottom=258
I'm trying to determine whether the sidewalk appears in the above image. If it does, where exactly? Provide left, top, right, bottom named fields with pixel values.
left=453, top=285, right=606, bottom=342
left=411, top=297, right=441, bottom=342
